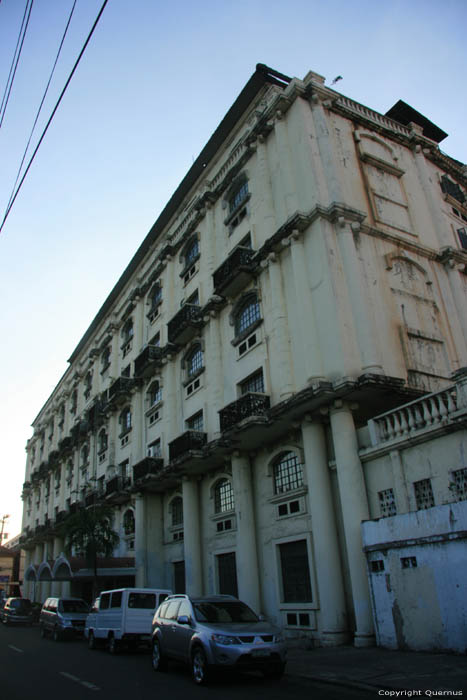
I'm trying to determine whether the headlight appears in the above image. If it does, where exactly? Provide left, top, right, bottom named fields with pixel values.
left=211, top=633, right=239, bottom=646
left=61, top=619, right=73, bottom=627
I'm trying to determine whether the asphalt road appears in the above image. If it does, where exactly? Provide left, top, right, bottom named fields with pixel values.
left=0, top=623, right=374, bottom=700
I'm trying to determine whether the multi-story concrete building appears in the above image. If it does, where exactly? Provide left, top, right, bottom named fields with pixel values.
left=20, top=64, right=467, bottom=649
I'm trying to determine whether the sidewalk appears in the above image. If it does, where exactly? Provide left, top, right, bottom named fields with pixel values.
left=286, top=644, right=467, bottom=693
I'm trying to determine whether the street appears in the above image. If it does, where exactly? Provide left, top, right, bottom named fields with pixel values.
left=0, top=623, right=374, bottom=700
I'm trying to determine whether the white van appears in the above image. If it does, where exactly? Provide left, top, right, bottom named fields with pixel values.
left=85, top=587, right=171, bottom=653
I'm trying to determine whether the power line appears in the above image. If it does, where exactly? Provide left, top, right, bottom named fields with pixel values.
left=0, top=0, right=34, bottom=129
left=4, top=0, right=78, bottom=217
left=0, top=0, right=110, bottom=235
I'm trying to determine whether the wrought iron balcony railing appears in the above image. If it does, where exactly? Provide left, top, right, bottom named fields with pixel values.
left=133, top=457, right=164, bottom=481
left=108, top=376, right=136, bottom=402
left=134, top=345, right=164, bottom=378
left=212, top=246, right=255, bottom=297
left=105, top=475, right=131, bottom=496
left=219, top=392, right=270, bottom=432
left=168, top=430, right=207, bottom=462
left=167, top=304, right=202, bottom=345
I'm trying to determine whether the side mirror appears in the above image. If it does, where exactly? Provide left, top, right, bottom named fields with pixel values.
left=177, top=614, right=191, bottom=625
left=258, top=614, right=266, bottom=621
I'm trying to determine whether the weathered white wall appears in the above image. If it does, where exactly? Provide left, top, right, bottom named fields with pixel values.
left=363, top=501, right=467, bottom=652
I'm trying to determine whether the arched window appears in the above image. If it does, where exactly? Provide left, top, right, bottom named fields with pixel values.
left=170, top=496, right=183, bottom=527
left=80, top=443, right=89, bottom=465
left=214, top=479, right=235, bottom=514
left=123, top=509, right=135, bottom=535
left=148, top=380, right=162, bottom=406
left=183, top=237, right=199, bottom=269
left=121, top=318, right=134, bottom=344
left=98, top=428, right=108, bottom=453
left=235, top=294, right=260, bottom=336
left=229, top=178, right=249, bottom=214
left=273, top=452, right=303, bottom=495
left=186, top=345, right=203, bottom=378
left=70, top=389, right=77, bottom=414
left=84, top=371, right=92, bottom=398
left=120, top=406, right=132, bottom=432
left=149, top=282, right=162, bottom=310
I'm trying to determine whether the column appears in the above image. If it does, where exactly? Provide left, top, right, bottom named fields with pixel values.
left=309, top=94, right=343, bottom=205
left=441, top=256, right=467, bottom=347
left=264, top=253, right=294, bottom=399
left=231, top=452, right=261, bottom=612
left=301, top=419, right=349, bottom=645
left=145, top=494, right=165, bottom=588
left=135, top=495, right=146, bottom=587
left=389, top=450, right=410, bottom=514
left=288, top=230, right=324, bottom=382
left=336, top=220, right=383, bottom=374
left=51, top=535, right=64, bottom=596
left=256, top=135, right=277, bottom=236
left=274, top=111, right=299, bottom=218
left=329, top=402, right=375, bottom=647
left=413, top=145, right=450, bottom=248
left=207, top=313, right=224, bottom=437
left=182, top=478, right=203, bottom=596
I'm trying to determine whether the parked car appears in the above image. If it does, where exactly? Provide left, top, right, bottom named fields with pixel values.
left=39, top=597, right=90, bottom=640
left=85, top=588, right=171, bottom=653
left=1, top=597, right=34, bottom=625
left=151, top=594, right=287, bottom=684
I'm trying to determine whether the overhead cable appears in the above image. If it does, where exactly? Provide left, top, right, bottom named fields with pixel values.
left=0, top=0, right=110, bottom=235
left=0, top=0, right=34, bottom=129
left=4, top=0, right=78, bottom=217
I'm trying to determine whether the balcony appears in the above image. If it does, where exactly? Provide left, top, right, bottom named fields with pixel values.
left=55, top=510, right=68, bottom=525
left=105, top=475, right=131, bottom=503
left=212, top=246, right=255, bottom=298
left=58, top=436, right=72, bottom=454
left=169, top=430, right=207, bottom=462
left=107, top=377, right=136, bottom=407
left=219, top=392, right=270, bottom=432
left=133, top=457, right=164, bottom=481
left=134, top=345, right=163, bottom=378
left=167, top=304, right=202, bottom=345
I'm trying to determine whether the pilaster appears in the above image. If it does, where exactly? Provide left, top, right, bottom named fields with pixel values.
left=182, top=478, right=203, bottom=596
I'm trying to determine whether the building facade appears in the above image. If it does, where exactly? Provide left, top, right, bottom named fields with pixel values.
left=20, top=65, right=467, bottom=649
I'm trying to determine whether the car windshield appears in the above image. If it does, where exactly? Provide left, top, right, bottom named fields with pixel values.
left=60, top=600, right=89, bottom=613
left=11, top=599, right=31, bottom=610
left=193, top=601, right=259, bottom=624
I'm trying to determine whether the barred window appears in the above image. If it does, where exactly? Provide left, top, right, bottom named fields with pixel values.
left=187, top=345, right=203, bottom=377
left=120, top=406, right=132, bottom=432
left=452, top=468, right=467, bottom=501
left=214, top=479, right=235, bottom=514
left=235, top=295, right=260, bottom=336
left=171, top=496, right=183, bottom=527
left=121, top=318, right=134, bottom=344
left=98, top=429, right=108, bottom=453
left=378, top=488, right=397, bottom=517
left=273, top=452, right=303, bottom=494
left=229, top=180, right=249, bottom=213
left=240, top=369, right=264, bottom=394
left=186, top=411, right=203, bottom=431
left=123, top=509, right=135, bottom=535
left=150, top=282, right=162, bottom=309
left=414, top=478, right=435, bottom=510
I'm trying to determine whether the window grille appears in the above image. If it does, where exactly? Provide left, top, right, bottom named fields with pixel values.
left=214, top=479, right=235, bottom=513
left=240, top=369, right=264, bottom=394
left=235, top=296, right=260, bottom=335
left=452, top=468, right=467, bottom=501
left=378, top=488, right=397, bottom=517
left=187, top=411, right=203, bottom=432
left=279, top=540, right=312, bottom=603
left=273, top=452, right=303, bottom=494
left=187, top=347, right=203, bottom=376
left=171, top=497, right=183, bottom=527
left=414, top=478, right=434, bottom=510
left=229, top=181, right=249, bottom=213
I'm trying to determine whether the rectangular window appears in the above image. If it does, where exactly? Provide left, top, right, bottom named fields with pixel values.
left=378, top=488, right=397, bottom=517
left=457, top=227, right=467, bottom=250
left=127, top=593, right=156, bottom=609
left=401, top=556, right=417, bottom=569
left=186, top=411, right=203, bottom=432
left=414, top=478, right=435, bottom=510
left=217, top=552, right=238, bottom=598
left=371, top=560, right=385, bottom=573
left=279, top=540, right=313, bottom=603
left=240, top=369, right=264, bottom=395
left=173, top=560, right=185, bottom=594
left=100, top=593, right=111, bottom=610
left=452, top=468, right=467, bottom=501
left=110, top=591, right=122, bottom=608
left=147, top=439, right=161, bottom=458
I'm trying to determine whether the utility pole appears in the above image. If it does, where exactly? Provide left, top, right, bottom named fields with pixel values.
left=0, top=514, right=10, bottom=544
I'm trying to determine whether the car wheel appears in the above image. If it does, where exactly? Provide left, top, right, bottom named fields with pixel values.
left=53, top=627, right=61, bottom=642
left=192, top=646, right=209, bottom=685
left=262, top=663, right=286, bottom=680
left=108, top=635, right=119, bottom=654
left=40, top=625, right=47, bottom=639
left=88, top=631, right=97, bottom=650
left=151, top=639, right=167, bottom=672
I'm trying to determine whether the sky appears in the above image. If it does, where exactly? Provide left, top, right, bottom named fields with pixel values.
left=0, top=0, right=466, bottom=542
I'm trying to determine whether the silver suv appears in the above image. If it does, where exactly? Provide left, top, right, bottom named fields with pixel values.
left=39, top=597, right=89, bottom=640
left=151, top=594, right=286, bottom=684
